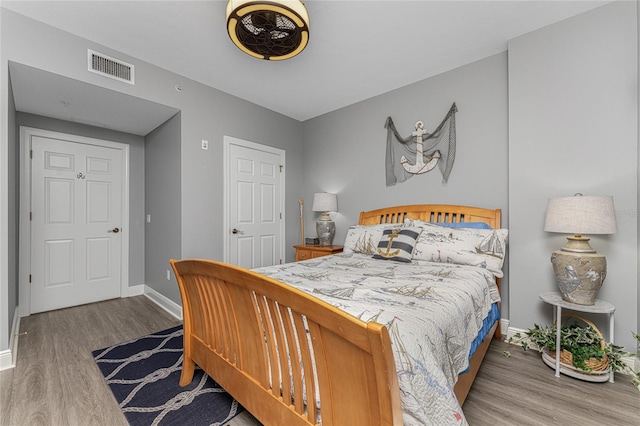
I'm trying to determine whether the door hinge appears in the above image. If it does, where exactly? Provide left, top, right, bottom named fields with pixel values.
left=30, top=149, right=33, bottom=159
left=29, top=274, right=32, bottom=283
left=279, top=165, right=283, bottom=173
left=280, top=212, right=282, bottom=219
left=30, top=212, right=32, bottom=221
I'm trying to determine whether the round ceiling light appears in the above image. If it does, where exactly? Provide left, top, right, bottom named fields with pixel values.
left=226, top=0, right=310, bottom=61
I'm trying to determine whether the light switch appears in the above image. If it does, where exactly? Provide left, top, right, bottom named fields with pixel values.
left=146, top=214, right=151, bottom=223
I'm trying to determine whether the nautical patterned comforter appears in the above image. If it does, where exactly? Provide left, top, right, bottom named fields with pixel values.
left=255, top=252, right=500, bottom=426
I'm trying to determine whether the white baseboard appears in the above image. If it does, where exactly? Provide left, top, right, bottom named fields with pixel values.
left=142, top=285, right=183, bottom=320
left=127, top=283, right=182, bottom=319
left=499, top=318, right=510, bottom=337
left=126, top=284, right=146, bottom=297
left=0, top=308, right=21, bottom=371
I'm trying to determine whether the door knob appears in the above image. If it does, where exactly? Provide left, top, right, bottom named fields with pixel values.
left=232, top=228, right=244, bottom=235
left=108, top=227, right=120, bottom=233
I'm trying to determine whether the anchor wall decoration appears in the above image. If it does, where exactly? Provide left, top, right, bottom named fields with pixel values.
left=400, top=121, right=441, bottom=175
left=384, top=103, right=458, bottom=186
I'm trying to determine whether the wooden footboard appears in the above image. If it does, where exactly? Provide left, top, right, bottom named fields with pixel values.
left=170, top=259, right=403, bottom=426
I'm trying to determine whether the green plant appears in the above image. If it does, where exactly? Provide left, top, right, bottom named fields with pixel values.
left=509, top=321, right=628, bottom=373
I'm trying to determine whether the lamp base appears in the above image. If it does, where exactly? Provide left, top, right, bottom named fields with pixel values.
left=561, top=235, right=595, bottom=253
left=550, top=250, right=607, bottom=305
left=316, top=215, right=335, bottom=247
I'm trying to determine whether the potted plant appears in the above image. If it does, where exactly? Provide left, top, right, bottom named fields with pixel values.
left=509, top=315, right=630, bottom=382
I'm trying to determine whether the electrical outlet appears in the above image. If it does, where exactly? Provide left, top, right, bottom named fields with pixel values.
left=201, top=139, right=208, bottom=150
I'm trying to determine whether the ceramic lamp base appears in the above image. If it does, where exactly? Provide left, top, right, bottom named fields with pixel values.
left=316, top=218, right=335, bottom=247
left=550, top=250, right=607, bottom=305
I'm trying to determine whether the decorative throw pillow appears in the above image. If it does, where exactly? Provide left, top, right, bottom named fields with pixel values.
left=343, top=224, right=387, bottom=255
left=407, top=219, right=508, bottom=277
left=372, top=227, right=421, bottom=263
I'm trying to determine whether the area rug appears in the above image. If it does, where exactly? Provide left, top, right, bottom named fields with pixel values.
left=93, top=325, right=244, bottom=426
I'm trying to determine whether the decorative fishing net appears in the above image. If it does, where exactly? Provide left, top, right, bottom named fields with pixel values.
left=384, top=103, right=458, bottom=186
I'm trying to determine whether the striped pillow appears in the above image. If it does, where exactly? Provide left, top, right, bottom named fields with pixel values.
left=372, top=227, right=420, bottom=263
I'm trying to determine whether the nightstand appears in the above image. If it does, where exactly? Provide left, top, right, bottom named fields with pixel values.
left=293, top=244, right=343, bottom=262
left=539, top=292, right=615, bottom=383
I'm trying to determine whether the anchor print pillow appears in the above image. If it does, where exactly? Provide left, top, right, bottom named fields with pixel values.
left=406, top=219, right=508, bottom=277
left=372, top=227, right=421, bottom=263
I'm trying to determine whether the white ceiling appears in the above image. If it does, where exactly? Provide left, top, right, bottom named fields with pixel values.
left=3, top=0, right=612, bottom=131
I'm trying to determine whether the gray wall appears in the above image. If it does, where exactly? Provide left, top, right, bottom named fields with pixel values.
left=145, top=113, right=181, bottom=301
left=3, top=65, right=17, bottom=354
left=509, top=1, right=638, bottom=350
left=15, top=112, right=147, bottom=287
left=302, top=53, right=511, bottom=313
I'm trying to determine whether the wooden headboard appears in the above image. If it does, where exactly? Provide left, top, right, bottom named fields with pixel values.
left=359, top=204, right=501, bottom=229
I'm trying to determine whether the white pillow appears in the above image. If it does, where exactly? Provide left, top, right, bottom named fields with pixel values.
left=406, top=219, right=508, bottom=277
left=343, top=224, right=388, bottom=255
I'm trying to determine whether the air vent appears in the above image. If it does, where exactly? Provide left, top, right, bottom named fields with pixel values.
left=88, top=50, right=134, bottom=84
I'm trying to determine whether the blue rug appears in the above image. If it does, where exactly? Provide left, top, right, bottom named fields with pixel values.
left=93, top=326, right=244, bottom=426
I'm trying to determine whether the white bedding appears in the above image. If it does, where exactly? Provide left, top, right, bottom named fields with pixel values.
left=255, top=252, right=500, bottom=426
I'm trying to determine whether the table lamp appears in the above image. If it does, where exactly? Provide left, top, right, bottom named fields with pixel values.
left=312, top=193, right=337, bottom=246
left=544, top=194, right=617, bottom=305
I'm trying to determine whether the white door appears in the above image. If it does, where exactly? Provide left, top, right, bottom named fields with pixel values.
left=29, top=134, right=124, bottom=313
left=224, top=137, right=285, bottom=269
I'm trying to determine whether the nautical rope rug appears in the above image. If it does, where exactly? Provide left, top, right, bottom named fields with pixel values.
left=93, top=326, right=244, bottom=426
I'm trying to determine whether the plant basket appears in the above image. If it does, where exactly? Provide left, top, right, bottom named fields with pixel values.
left=542, top=315, right=610, bottom=382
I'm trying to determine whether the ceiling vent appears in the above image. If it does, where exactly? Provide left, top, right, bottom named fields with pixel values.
left=88, top=49, right=134, bottom=84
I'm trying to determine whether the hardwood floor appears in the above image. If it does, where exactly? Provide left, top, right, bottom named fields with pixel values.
left=1, top=296, right=637, bottom=425
left=0, top=296, right=180, bottom=426
left=463, top=339, right=639, bottom=425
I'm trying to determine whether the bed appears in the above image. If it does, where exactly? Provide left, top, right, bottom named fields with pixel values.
left=170, top=204, right=505, bottom=426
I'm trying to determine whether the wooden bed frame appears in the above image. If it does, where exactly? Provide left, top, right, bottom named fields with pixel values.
left=171, top=204, right=502, bottom=426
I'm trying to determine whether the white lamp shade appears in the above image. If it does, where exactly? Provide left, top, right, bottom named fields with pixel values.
left=544, top=195, right=617, bottom=235
left=312, top=193, right=337, bottom=212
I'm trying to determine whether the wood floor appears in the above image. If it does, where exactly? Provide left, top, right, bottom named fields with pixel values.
left=1, top=296, right=638, bottom=426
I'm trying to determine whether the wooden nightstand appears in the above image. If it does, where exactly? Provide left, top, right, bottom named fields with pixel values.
left=293, top=244, right=343, bottom=262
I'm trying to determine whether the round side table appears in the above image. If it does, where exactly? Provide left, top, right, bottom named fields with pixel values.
left=539, top=292, right=615, bottom=383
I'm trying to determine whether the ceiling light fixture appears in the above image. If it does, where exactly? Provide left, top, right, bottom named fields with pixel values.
left=226, top=0, right=310, bottom=61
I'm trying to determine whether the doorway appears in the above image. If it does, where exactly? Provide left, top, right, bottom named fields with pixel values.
left=223, top=136, right=285, bottom=268
left=19, top=127, right=130, bottom=315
